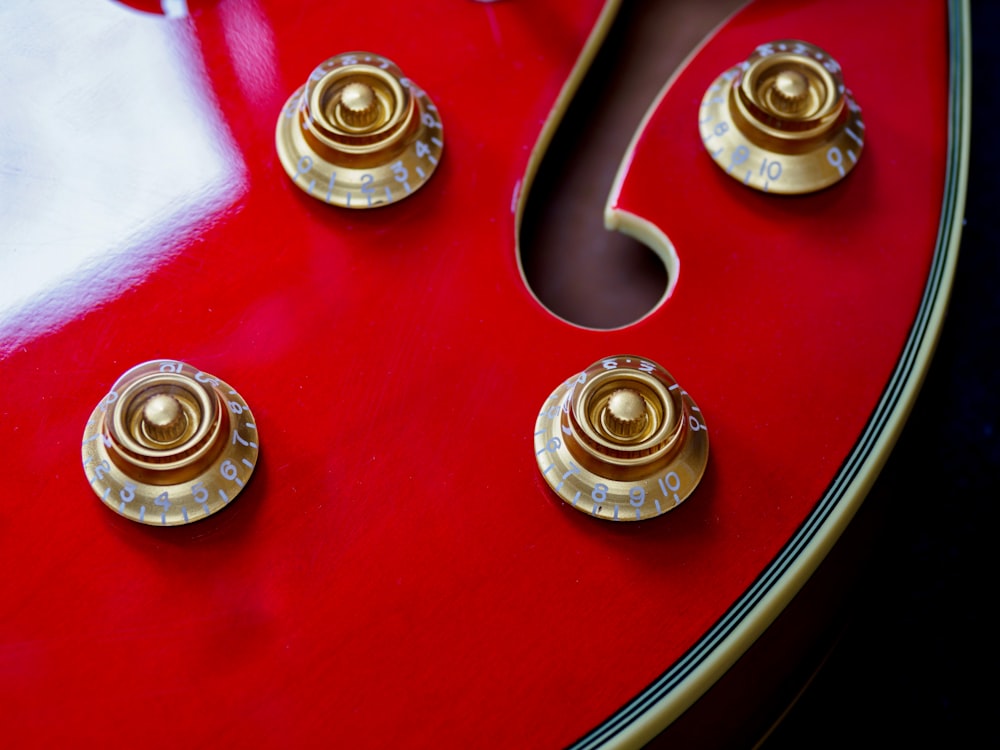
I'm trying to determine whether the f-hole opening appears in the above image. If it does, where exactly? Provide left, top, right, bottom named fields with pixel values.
left=519, top=0, right=742, bottom=330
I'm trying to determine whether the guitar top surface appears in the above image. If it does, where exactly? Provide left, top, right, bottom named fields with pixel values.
left=0, top=0, right=964, bottom=747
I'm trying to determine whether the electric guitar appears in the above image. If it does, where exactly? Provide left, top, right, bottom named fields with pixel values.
left=0, top=0, right=969, bottom=747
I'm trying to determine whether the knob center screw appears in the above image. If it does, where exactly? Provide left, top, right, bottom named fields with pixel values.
left=771, top=69, right=809, bottom=114
left=141, top=393, right=187, bottom=444
left=337, top=82, right=380, bottom=129
left=602, top=388, right=649, bottom=440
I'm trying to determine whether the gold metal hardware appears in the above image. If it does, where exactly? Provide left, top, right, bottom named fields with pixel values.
left=275, top=51, right=443, bottom=208
left=534, top=356, right=708, bottom=521
left=81, top=360, right=259, bottom=525
left=700, top=39, right=864, bottom=194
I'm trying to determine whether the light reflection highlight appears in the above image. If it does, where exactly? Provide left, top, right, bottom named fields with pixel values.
left=0, top=0, right=245, bottom=355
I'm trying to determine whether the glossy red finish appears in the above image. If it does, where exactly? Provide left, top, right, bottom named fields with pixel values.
left=0, top=1, right=956, bottom=747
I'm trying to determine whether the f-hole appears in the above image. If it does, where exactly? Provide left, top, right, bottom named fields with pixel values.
left=519, top=0, right=742, bottom=329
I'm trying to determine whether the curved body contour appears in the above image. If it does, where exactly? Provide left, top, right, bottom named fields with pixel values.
left=0, top=0, right=967, bottom=746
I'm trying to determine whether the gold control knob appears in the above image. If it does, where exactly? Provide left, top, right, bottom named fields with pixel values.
left=275, top=51, right=444, bottom=208
left=534, top=356, right=709, bottom=521
left=699, top=39, right=864, bottom=194
left=81, top=360, right=259, bottom=526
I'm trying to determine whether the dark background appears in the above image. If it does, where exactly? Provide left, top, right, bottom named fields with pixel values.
left=765, top=1, right=998, bottom=746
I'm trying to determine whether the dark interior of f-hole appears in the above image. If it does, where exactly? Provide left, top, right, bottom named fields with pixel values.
left=519, top=0, right=742, bottom=329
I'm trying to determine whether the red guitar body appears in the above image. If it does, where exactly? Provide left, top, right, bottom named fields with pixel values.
left=0, top=0, right=966, bottom=747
